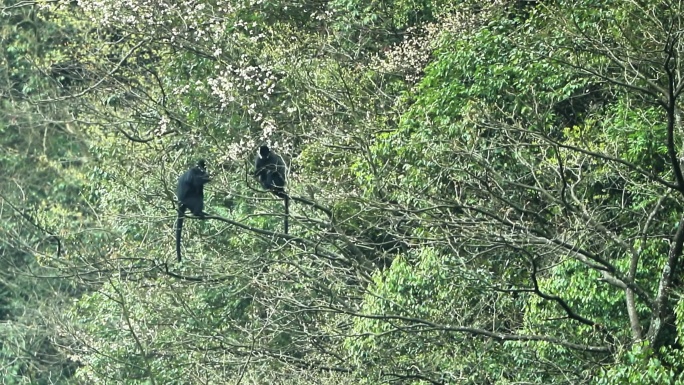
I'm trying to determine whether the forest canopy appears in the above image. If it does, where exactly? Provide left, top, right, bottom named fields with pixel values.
left=2, top=0, right=684, bottom=383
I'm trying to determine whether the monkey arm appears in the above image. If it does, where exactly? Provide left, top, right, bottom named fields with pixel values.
left=190, top=168, right=211, bottom=185
left=254, top=164, right=272, bottom=180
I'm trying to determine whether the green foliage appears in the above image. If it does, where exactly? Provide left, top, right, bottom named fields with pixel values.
left=5, top=0, right=684, bottom=383
left=596, top=342, right=684, bottom=385
left=0, top=2, right=94, bottom=384
left=345, top=248, right=523, bottom=383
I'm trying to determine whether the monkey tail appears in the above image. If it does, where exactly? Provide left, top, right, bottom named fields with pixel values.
left=284, top=195, right=289, bottom=235
left=175, top=207, right=185, bottom=262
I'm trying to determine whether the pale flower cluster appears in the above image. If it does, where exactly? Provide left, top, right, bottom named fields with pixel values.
left=224, top=139, right=257, bottom=161
left=259, top=118, right=277, bottom=140
left=374, top=2, right=505, bottom=84
left=155, top=115, right=170, bottom=136
left=207, top=63, right=278, bottom=114
left=76, top=0, right=236, bottom=42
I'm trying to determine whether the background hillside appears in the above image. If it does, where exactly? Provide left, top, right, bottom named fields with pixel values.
left=2, top=0, right=684, bottom=383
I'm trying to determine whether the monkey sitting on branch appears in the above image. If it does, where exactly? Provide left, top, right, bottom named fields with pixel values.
left=254, top=145, right=290, bottom=234
left=175, top=159, right=211, bottom=262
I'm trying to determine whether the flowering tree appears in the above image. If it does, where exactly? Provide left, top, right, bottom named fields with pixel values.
left=7, top=0, right=684, bottom=383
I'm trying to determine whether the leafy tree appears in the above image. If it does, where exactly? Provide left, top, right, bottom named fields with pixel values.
left=8, top=0, right=684, bottom=383
left=0, top=1, right=95, bottom=383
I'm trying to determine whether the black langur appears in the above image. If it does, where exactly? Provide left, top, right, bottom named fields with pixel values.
left=175, top=159, right=211, bottom=262
left=254, top=145, right=289, bottom=234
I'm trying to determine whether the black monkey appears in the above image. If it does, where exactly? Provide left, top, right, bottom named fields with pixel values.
left=254, top=145, right=289, bottom=234
left=175, top=159, right=211, bottom=262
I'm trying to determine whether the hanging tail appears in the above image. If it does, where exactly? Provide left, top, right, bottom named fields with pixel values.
left=283, top=195, right=289, bottom=234
left=175, top=207, right=185, bottom=262
left=273, top=189, right=289, bottom=234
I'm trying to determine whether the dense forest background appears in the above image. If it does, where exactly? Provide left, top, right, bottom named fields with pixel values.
left=3, top=0, right=684, bottom=383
